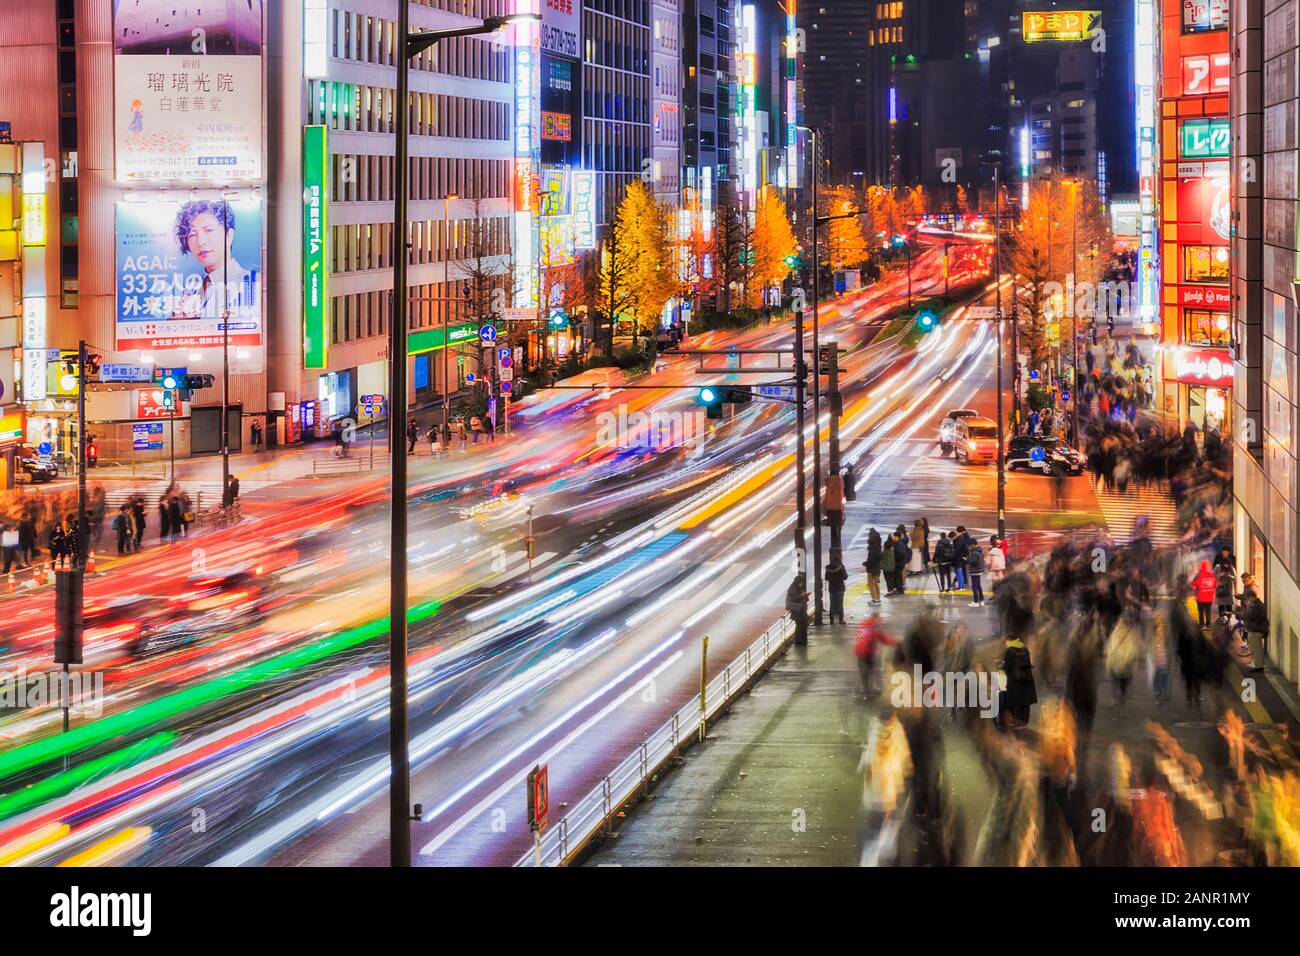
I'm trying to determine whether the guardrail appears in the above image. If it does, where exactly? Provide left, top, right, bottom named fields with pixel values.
left=515, top=612, right=795, bottom=867
left=311, top=456, right=372, bottom=477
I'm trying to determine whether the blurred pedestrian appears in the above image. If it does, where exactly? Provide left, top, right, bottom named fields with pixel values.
left=1106, top=606, right=1142, bottom=705
left=167, top=495, right=183, bottom=543
left=891, top=531, right=910, bottom=594
left=113, top=505, right=131, bottom=555
left=966, top=538, right=986, bottom=608
left=854, top=616, right=898, bottom=697
left=407, top=418, right=419, bottom=454
left=826, top=555, right=848, bottom=624
left=933, top=531, right=954, bottom=593
left=880, top=532, right=898, bottom=598
left=909, top=519, right=927, bottom=576
left=1193, top=559, right=1217, bottom=628
left=131, top=495, right=146, bottom=549
left=485, top=413, right=496, bottom=443
left=1239, top=577, right=1269, bottom=673
left=862, top=528, right=883, bottom=606
left=786, top=576, right=809, bottom=646
left=158, top=493, right=172, bottom=541
left=986, top=534, right=1006, bottom=586
left=1000, top=634, right=1038, bottom=726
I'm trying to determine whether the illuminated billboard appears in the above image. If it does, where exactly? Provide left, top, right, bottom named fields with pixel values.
left=1022, top=10, right=1101, bottom=42
left=572, top=170, right=597, bottom=249
left=1182, top=0, right=1228, bottom=33
left=302, top=125, right=328, bottom=370
left=1179, top=118, right=1230, bottom=159
left=113, top=0, right=264, bottom=183
left=115, top=196, right=263, bottom=350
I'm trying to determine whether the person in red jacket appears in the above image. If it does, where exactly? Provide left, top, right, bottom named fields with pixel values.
left=1192, top=560, right=1217, bottom=629
left=855, top=616, right=899, bottom=698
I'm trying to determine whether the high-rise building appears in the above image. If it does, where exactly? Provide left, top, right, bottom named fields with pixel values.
left=1230, top=0, right=1298, bottom=682
left=1150, top=0, right=1231, bottom=431
left=3, top=0, right=520, bottom=469
left=581, top=0, right=653, bottom=228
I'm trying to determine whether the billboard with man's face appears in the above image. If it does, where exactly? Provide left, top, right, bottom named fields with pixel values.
left=115, top=197, right=263, bottom=351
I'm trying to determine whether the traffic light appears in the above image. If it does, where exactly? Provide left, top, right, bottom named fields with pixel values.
left=916, top=310, right=938, bottom=332
left=54, top=569, right=84, bottom=665
left=184, top=373, right=215, bottom=390
left=162, top=391, right=175, bottom=409
left=549, top=311, right=566, bottom=329
left=698, top=386, right=723, bottom=419
left=161, top=372, right=180, bottom=390
left=722, top=386, right=752, bottom=405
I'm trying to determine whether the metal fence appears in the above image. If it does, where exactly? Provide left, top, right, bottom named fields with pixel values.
left=515, top=612, right=795, bottom=867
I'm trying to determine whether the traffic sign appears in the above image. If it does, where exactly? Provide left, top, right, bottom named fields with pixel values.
left=360, top=393, right=386, bottom=405
left=500, top=381, right=512, bottom=395
left=465, top=372, right=477, bottom=384
left=754, top=384, right=797, bottom=402
left=479, top=324, right=498, bottom=344
left=527, top=764, right=549, bottom=832
left=37, top=441, right=52, bottom=455
left=725, top=350, right=740, bottom=370
left=498, top=346, right=513, bottom=368
left=500, top=367, right=514, bottom=383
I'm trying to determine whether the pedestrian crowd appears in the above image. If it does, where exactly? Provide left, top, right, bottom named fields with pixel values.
left=848, top=516, right=1296, bottom=866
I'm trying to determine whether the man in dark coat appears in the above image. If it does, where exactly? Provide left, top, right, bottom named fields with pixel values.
left=825, top=556, right=848, bottom=624
left=862, top=528, right=883, bottom=606
left=1001, top=636, right=1037, bottom=726
left=891, top=532, right=910, bottom=595
left=786, top=576, right=809, bottom=645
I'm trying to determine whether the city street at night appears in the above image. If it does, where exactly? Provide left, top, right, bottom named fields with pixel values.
left=0, top=0, right=1291, bottom=941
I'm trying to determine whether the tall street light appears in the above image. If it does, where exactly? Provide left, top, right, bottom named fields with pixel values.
left=389, top=5, right=541, bottom=868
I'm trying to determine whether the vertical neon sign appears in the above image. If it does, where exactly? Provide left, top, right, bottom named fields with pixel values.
left=1135, top=0, right=1158, bottom=326
left=303, top=124, right=328, bottom=369
left=514, top=9, right=541, bottom=309
left=785, top=2, right=800, bottom=188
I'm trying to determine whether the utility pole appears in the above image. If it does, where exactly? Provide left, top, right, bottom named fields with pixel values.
left=389, top=0, right=415, bottom=870
left=385, top=11, right=540, bottom=867
left=825, top=342, right=844, bottom=560
left=994, top=167, right=1007, bottom=540
left=1069, top=181, right=1080, bottom=446
left=221, top=199, right=231, bottom=510
left=76, top=340, right=88, bottom=570
left=808, top=129, right=824, bottom=626
left=793, top=306, right=809, bottom=632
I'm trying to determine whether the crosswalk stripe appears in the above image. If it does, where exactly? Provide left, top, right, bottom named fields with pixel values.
left=1091, top=480, right=1182, bottom=545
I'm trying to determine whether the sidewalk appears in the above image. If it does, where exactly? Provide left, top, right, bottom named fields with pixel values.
left=583, top=583, right=1003, bottom=866
left=584, top=576, right=1300, bottom=867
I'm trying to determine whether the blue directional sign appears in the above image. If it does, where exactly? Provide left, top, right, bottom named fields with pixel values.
left=1030, top=446, right=1045, bottom=463
left=479, top=324, right=498, bottom=344
left=37, top=441, right=52, bottom=455
left=754, top=384, right=797, bottom=402
left=465, top=372, right=477, bottom=384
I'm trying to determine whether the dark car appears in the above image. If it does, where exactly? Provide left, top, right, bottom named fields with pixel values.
left=130, top=568, right=276, bottom=658
left=17, top=451, right=58, bottom=484
left=1006, top=436, right=1085, bottom=475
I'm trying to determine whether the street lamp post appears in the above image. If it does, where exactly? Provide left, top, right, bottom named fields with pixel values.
left=994, top=168, right=1007, bottom=540
left=807, top=128, right=825, bottom=626
left=388, top=6, right=540, bottom=868
left=221, top=197, right=231, bottom=507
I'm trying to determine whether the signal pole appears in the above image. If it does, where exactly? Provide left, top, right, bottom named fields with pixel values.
left=994, top=167, right=1007, bottom=540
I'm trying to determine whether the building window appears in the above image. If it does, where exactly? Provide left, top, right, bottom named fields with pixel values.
left=1184, top=309, right=1231, bottom=346
left=1184, top=245, right=1229, bottom=283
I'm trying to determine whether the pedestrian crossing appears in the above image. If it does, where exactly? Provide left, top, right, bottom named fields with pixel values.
left=1091, top=478, right=1183, bottom=546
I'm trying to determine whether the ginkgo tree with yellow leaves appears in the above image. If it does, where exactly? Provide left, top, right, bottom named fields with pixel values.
left=822, top=184, right=870, bottom=271
left=747, top=185, right=798, bottom=308
left=603, top=179, right=680, bottom=350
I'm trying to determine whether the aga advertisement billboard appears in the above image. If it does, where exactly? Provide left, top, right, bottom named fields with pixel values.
left=113, top=0, right=264, bottom=183
left=115, top=197, right=263, bottom=351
